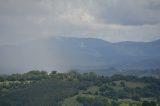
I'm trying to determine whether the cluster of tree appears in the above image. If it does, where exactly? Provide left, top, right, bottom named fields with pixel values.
left=0, top=70, right=48, bottom=81
left=0, top=70, right=160, bottom=106
left=97, top=80, right=160, bottom=102
left=77, top=96, right=111, bottom=106
left=142, top=101, right=157, bottom=106
left=0, top=79, right=93, bottom=106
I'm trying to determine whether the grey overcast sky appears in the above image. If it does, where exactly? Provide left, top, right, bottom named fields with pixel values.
left=0, top=0, right=160, bottom=45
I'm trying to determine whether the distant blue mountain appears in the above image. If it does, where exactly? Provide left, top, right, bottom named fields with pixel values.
left=0, top=37, right=160, bottom=74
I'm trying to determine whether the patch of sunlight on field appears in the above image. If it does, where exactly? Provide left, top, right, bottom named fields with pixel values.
left=115, top=80, right=146, bottom=88
left=84, top=86, right=99, bottom=94
left=141, top=97, right=157, bottom=102
left=118, top=99, right=141, bottom=106
left=61, top=96, right=83, bottom=106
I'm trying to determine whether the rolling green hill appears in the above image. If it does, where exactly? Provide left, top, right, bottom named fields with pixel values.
left=0, top=70, right=160, bottom=106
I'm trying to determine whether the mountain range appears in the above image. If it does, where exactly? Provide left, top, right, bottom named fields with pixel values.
left=0, top=37, right=160, bottom=74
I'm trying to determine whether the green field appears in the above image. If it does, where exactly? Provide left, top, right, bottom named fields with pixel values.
left=115, top=80, right=146, bottom=88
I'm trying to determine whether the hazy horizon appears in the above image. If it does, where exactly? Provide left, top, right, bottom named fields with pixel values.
left=1, top=0, right=160, bottom=74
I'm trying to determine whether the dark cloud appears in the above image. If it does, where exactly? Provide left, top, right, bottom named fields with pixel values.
left=91, top=0, right=160, bottom=25
left=0, top=0, right=160, bottom=45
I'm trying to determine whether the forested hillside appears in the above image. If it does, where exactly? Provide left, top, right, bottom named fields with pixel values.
left=1, top=37, right=160, bottom=74
left=0, top=70, right=160, bottom=106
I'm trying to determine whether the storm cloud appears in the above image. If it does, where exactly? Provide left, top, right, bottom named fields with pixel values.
left=0, top=0, right=160, bottom=45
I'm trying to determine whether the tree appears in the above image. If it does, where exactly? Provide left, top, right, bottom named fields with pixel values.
left=50, top=70, right=57, bottom=75
left=142, top=101, right=156, bottom=106
left=120, top=81, right=125, bottom=87
left=0, top=76, right=5, bottom=81
left=132, top=95, right=140, bottom=101
left=111, top=101, right=119, bottom=106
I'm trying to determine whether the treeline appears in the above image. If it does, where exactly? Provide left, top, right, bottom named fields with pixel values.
left=0, top=70, right=102, bottom=81
left=0, top=70, right=49, bottom=81
left=1, top=70, right=160, bottom=82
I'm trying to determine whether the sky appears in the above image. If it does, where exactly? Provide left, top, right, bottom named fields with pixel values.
left=0, top=0, right=160, bottom=45
left=1, top=0, right=160, bottom=74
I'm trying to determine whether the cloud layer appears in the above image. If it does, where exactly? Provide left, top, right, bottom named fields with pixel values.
left=0, top=0, right=160, bottom=45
